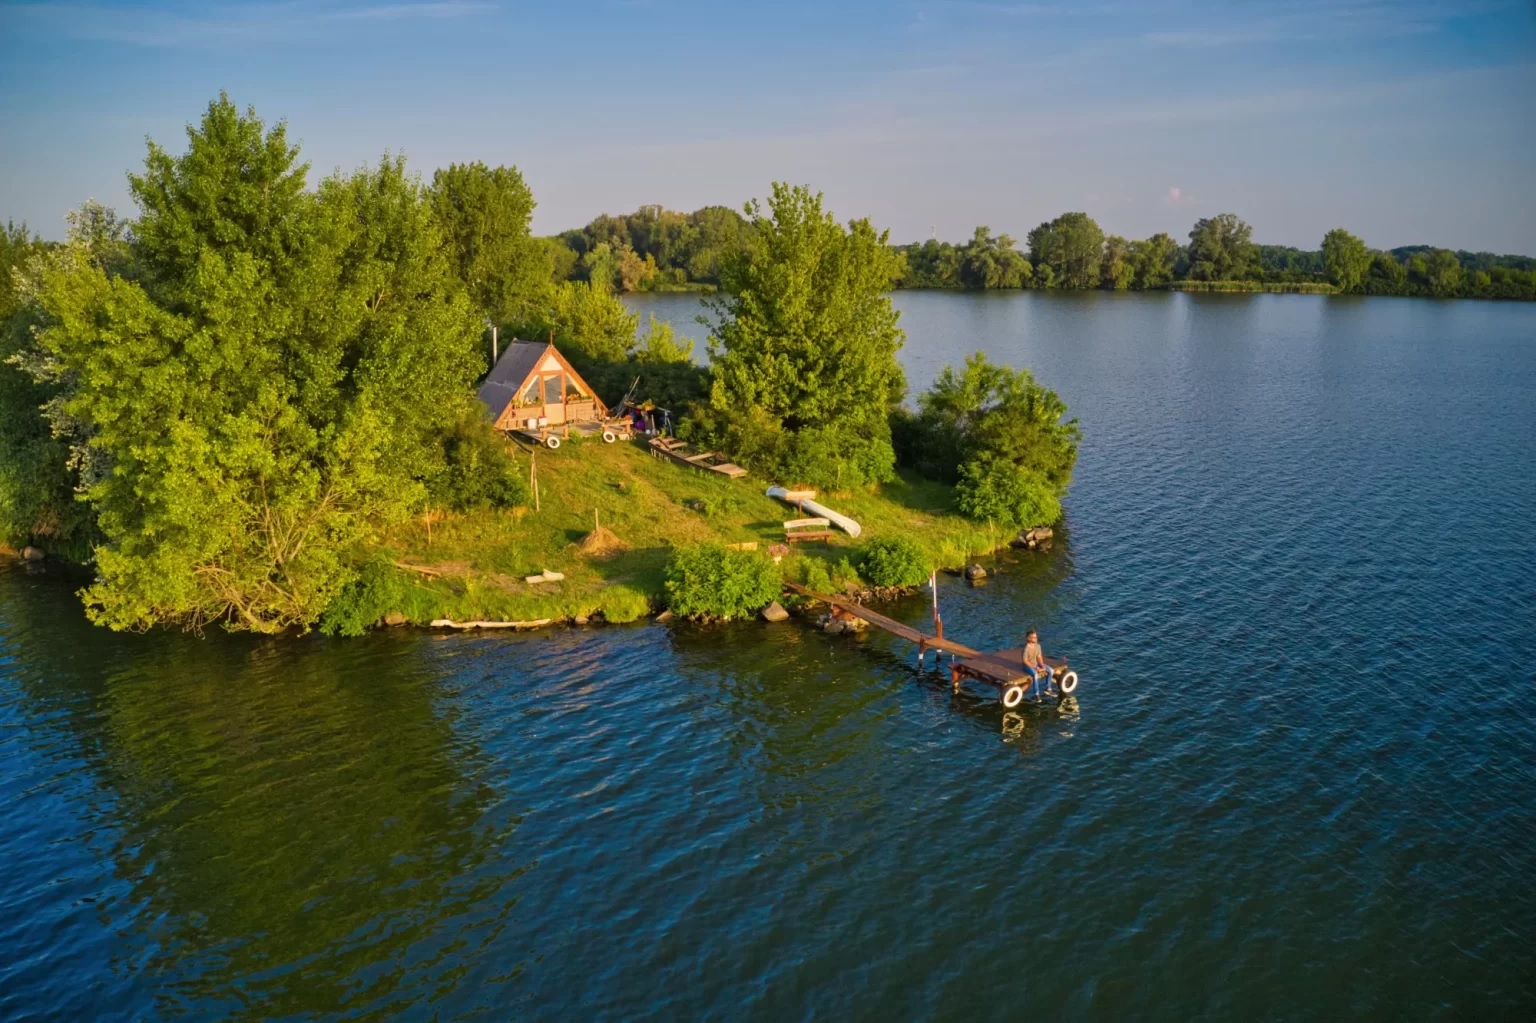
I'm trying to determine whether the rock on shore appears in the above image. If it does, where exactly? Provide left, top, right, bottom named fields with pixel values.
left=1011, top=527, right=1054, bottom=550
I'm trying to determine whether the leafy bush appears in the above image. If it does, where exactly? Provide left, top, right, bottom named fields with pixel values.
left=431, top=414, right=530, bottom=512
left=857, top=535, right=931, bottom=588
left=791, top=555, right=862, bottom=594
left=955, top=454, right=1061, bottom=528
left=319, top=559, right=410, bottom=636
left=796, top=557, right=835, bottom=594
left=902, top=352, right=1079, bottom=491
left=664, top=542, right=781, bottom=619
left=781, top=423, right=896, bottom=491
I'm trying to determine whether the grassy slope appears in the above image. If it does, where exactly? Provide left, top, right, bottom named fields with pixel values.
left=381, top=436, right=999, bottom=624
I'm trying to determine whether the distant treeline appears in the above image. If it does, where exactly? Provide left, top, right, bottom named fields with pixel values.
left=546, top=205, right=1536, bottom=301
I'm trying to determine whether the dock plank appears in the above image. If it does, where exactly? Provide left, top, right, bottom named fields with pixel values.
left=783, top=582, right=980, bottom=657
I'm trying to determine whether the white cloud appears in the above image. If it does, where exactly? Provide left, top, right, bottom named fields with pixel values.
left=1160, top=185, right=1198, bottom=207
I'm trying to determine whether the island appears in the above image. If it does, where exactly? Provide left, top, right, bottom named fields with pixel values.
left=0, top=96, right=1078, bottom=635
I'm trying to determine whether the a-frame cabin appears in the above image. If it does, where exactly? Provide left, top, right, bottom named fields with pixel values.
left=477, top=341, right=608, bottom=432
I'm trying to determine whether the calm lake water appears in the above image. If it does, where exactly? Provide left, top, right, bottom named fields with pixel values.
left=3, top=292, right=1534, bottom=1019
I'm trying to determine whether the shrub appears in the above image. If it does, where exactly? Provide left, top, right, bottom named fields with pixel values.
left=664, top=542, right=781, bottom=619
left=903, top=352, right=1079, bottom=492
left=857, top=535, right=930, bottom=588
left=797, top=557, right=835, bottom=594
left=955, top=454, right=1061, bottom=528
left=319, top=558, right=410, bottom=636
left=791, top=555, right=862, bottom=594
left=431, top=414, right=531, bottom=512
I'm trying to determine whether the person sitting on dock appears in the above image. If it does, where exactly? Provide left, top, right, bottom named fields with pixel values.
left=1022, top=630, right=1055, bottom=697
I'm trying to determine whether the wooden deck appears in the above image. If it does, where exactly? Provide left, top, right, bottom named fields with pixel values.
left=783, top=583, right=1070, bottom=699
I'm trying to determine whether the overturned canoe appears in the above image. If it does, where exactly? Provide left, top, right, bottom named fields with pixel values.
left=648, top=436, right=748, bottom=478
left=766, top=485, right=861, bottom=538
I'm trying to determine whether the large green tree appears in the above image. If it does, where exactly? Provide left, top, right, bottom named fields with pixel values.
left=1186, top=213, right=1259, bottom=281
left=701, top=183, right=906, bottom=489
left=894, top=352, right=1077, bottom=528
left=13, top=98, right=483, bottom=632
left=0, top=220, right=75, bottom=548
left=130, top=94, right=309, bottom=304
left=1100, top=235, right=1133, bottom=290
left=1, top=221, right=50, bottom=322
left=1365, top=251, right=1409, bottom=294
left=1127, top=232, right=1178, bottom=289
left=1426, top=248, right=1464, bottom=297
left=959, top=226, right=1032, bottom=289
left=902, top=352, right=1078, bottom=493
left=1027, top=212, right=1104, bottom=289
left=1321, top=228, right=1372, bottom=293
left=429, top=161, right=545, bottom=326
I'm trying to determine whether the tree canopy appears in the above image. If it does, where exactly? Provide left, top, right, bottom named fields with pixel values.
left=1322, top=228, right=1372, bottom=293
left=1027, top=212, right=1105, bottom=289
left=697, top=183, right=907, bottom=489
left=430, top=161, right=545, bottom=326
left=895, top=352, right=1078, bottom=528
left=552, top=203, right=754, bottom=292
left=1187, top=213, right=1259, bottom=281
left=4, top=95, right=501, bottom=632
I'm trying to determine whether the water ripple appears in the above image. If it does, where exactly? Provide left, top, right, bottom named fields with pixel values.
left=4, top=294, right=1536, bottom=1019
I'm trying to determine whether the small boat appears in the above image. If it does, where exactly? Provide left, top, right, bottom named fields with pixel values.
left=647, top=436, right=748, bottom=478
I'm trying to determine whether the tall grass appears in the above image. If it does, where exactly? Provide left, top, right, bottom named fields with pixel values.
left=1165, top=280, right=1337, bottom=294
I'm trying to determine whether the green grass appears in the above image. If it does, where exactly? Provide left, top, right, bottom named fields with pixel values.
left=380, top=437, right=1000, bottom=624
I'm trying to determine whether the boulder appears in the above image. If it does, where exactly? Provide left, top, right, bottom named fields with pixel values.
left=574, top=614, right=591, bottom=626
left=654, top=609, right=674, bottom=623
left=964, top=564, right=988, bottom=582
left=822, top=618, right=848, bottom=635
left=20, top=546, right=44, bottom=562
left=760, top=601, right=790, bottom=623
left=1015, top=527, right=1055, bottom=548
left=382, top=611, right=407, bottom=627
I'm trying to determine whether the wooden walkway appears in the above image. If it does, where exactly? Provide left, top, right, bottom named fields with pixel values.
left=783, top=582, right=1072, bottom=702
left=783, top=582, right=980, bottom=658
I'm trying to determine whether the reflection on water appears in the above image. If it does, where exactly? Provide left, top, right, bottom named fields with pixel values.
left=0, top=572, right=525, bottom=1018
left=6, top=292, right=1536, bottom=1019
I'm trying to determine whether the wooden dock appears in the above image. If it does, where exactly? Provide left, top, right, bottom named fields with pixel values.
left=784, top=582, right=978, bottom=657
left=783, top=582, right=1075, bottom=705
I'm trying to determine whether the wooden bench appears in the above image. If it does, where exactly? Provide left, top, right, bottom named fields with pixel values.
left=784, top=517, right=833, bottom=544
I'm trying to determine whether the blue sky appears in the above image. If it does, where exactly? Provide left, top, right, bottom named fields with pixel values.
left=2, top=0, right=1533, bottom=252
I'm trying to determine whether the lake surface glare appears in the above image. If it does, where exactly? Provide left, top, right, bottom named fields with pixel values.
left=2, top=291, right=1533, bottom=1019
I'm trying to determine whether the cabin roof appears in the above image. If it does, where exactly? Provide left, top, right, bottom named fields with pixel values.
left=476, top=341, right=551, bottom=417
left=476, top=340, right=604, bottom=422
